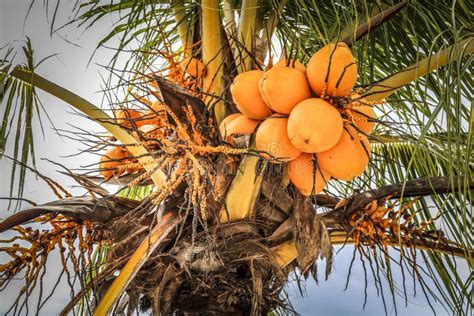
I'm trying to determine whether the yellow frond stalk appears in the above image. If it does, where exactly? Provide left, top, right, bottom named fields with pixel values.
left=272, top=240, right=297, bottom=268
left=363, top=37, right=474, bottom=101
left=237, top=0, right=258, bottom=73
left=173, top=0, right=193, bottom=56
left=273, top=231, right=472, bottom=268
left=219, top=153, right=266, bottom=223
left=201, top=0, right=226, bottom=124
left=9, top=67, right=167, bottom=186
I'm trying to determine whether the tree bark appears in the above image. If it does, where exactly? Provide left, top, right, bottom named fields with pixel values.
left=173, top=294, right=250, bottom=316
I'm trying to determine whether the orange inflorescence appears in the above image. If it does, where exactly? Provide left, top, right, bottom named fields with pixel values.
left=144, top=50, right=204, bottom=98
left=348, top=199, right=448, bottom=247
left=106, top=43, right=388, bottom=205
left=100, top=44, right=394, bottom=220
left=0, top=214, right=96, bottom=290
left=335, top=92, right=384, bottom=137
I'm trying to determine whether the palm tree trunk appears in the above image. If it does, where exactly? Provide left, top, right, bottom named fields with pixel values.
left=174, top=294, right=250, bottom=315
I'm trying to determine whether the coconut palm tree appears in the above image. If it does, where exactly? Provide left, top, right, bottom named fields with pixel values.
left=0, top=0, right=472, bottom=315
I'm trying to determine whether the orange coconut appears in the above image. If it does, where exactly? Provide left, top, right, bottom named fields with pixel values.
left=273, top=58, right=306, bottom=72
left=219, top=113, right=242, bottom=137
left=230, top=70, right=272, bottom=119
left=180, top=57, right=206, bottom=78
left=115, top=109, right=142, bottom=128
left=137, top=101, right=167, bottom=127
left=221, top=115, right=259, bottom=140
left=99, top=147, right=131, bottom=180
left=316, top=125, right=370, bottom=181
left=259, top=67, right=312, bottom=114
left=255, top=115, right=301, bottom=162
left=351, top=105, right=376, bottom=135
left=306, top=42, right=357, bottom=97
left=288, top=153, right=331, bottom=196
left=149, top=100, right=165, bottom=113
left=287, top=98, right=344, bottom=153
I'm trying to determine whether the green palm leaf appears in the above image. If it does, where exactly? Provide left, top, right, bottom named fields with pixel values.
left=0, top=39, right=47, bottom=204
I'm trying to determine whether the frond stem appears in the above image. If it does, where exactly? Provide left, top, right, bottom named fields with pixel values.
left=201, top=0, right=226, bottom=124
left=363, top=37, right=474, bottom=101
left=172, top=0, right=193, bottom=56
left=237, top=0, right=258, bottom=72
left=7, top=67, right=166, bottom=186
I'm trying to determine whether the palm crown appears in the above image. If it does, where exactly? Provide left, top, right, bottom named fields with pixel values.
left=0, top=1, right=472, bottom=315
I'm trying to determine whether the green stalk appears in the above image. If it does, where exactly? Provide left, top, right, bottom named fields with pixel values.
left=172, top=0, right=193, bottom=56
left=363, top=37, right=474, bottom=101
left=261, top=0, right=288, bottom=58
left=237, top=0, right=258, bottom=72
left=201, top=0, right=226, bottom=124
left=8, top=67, right=167, bottom=186
left=223, top=0, right=237, bottom=40
left=339, top=1, right=408, bottom=46
left=338, top=3, right=388, bottom=41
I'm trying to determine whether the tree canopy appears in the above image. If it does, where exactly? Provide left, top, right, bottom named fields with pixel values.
left=0, top=1, right=472, bottom=315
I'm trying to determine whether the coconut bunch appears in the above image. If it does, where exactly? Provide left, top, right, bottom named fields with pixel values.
left=223, top=42, right=377, bottom=196
left=98, top=57, right=208, bottom=182
left=99, top=100, right=168, bottom=180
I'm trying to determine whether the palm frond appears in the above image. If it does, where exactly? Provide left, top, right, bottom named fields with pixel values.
left=3, top=63, right=167, bottom=187
left=356, top=139, right=473, bottom=312
left=70, top=1, right=191, bottom=88
left=0, top=39, right=48, bottom=205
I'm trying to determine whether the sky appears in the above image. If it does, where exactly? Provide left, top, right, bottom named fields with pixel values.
left=0, top=1, right=454, bottom=315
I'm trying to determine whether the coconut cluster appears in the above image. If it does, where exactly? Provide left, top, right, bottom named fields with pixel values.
left=223, top=42, right=376, bottom=196
left=98, top=57, right=206, bottom=181
left=99, top=101, right=168, bottom=180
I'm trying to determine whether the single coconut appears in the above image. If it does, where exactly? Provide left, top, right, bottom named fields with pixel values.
left=219, top=113, right=242, bottom=137
left=288, top=153, right=331, bottom=196
left=351, top=105, right=376, bottom=135
left=115, top=109, right=142, bottom=128
left=180, top=57, right=206, bottom=78
left=306, top=42, right=357, bottom=97
left=273, top=59, right=306, bottom=72
left=255, top=114, right=301, bottom=162
left=100, top=147, right=131, bottom=180
left=221, top=115, right=259, bottom=141
left=259, top=66, right=312, bottom=114
left=230, top=70, right=272, bottom=119
left=316, top=125, right=370, bottom=181
left=137, top=101, right=167, bottom=127
left=287, top=98, right=344, bottom=153
left=148, top=100, right=166, bottom=113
